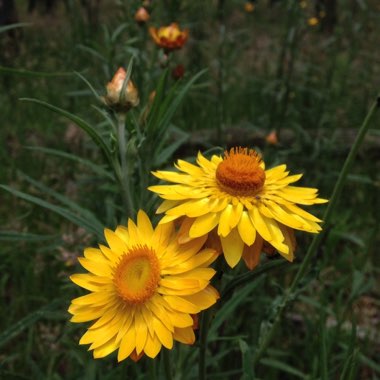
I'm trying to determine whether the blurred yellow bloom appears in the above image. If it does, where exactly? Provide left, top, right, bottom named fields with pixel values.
left=299, top=0, right=307, bottom=9
left=69, top=210, right=219, bottom=361
left=244, top=2, right=255, bottom=13
left=104, top=67, right=139, bottom=112
left=149, top=148, right=327, bottom=270
left=308, top=17, right=320, bottom=27
left=149, top=23, right=189, bottom=52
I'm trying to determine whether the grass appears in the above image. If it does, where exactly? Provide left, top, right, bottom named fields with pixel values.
left=1, top=0, right=380, bottom=379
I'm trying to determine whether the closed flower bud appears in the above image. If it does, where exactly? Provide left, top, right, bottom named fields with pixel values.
left=105, top=67, right=139, bottom=112
left=134, top=7, right=150, bottom=24
left=266, top=130, right=278, bottom=145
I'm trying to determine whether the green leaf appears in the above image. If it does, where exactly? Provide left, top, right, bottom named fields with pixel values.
left=0, top=185, right=103, bottom=239
left=0, top=231, right=55, bottom=242
left=0, top=66, right=71, bottom=77
left=260, top=358, right=308, bottom=379
left=209, top=276, right=264, bottom=337
left=17, top=171, right=105, bottom=234
left=239, top=339, right=255, bottom=380
left=19, top=98, right=114, bottom=168
left=0, top=22, right=31, bottom=34
left=26, top=146, right=114, bottom=180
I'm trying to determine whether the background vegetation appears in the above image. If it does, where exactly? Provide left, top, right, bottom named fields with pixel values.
left=1, top=0, right=379, bottom=379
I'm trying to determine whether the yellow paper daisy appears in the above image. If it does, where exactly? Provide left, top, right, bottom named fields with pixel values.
left=149, top=147, right=327, bottom=269
left=69, top=210, right=219, bottom=361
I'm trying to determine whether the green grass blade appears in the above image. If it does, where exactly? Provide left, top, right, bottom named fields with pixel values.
left=26, top=146, right=114, bottom=180
left=17, top=171, right=105, bottom=233
left=0, top=231, right=55, bottom=242
left=260, top=358, right=308, bottom=379
left=209, top=277, right=264, bottom=337
left=239, top=340, right=255, bottom=380
left=74, top=71, right=101, bottom=99
left=0, top=22, right=31, bottom=34
left=0, top=185, right=103, bottom=238
left=19, top=98, right=114, bottom=168
left=0, top=66, right=71, bottom=77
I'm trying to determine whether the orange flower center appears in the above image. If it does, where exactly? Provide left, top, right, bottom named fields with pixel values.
left=113, top=245, right=160, bottom=304
left=216, top=147, right=266, bottom=196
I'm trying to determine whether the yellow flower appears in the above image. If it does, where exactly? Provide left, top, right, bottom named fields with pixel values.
left=149, top=148, right=327, bottom=269
left=69, top=210, right=219, bottom=361
left=308, top=17, right=319, bottom=27
left=149, top=23, right=189, bottom=52
left=104, top=67, right=139, bottom=112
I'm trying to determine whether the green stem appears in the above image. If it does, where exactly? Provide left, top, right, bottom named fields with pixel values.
left=163, top=349, right=173, bottom=380
left=216, top=0, right=225, bottom=144
left=199, top=309, right=212, bottom=380
left=117, top=114, right=135, bottom=218
left=253, top=95, right=379, bottom=366
left=148, top=358, right=157, bottom=380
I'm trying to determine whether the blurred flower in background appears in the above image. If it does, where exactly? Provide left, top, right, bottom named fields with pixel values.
left=307, top=17, right=320, bottom=27
left=149, top=23, right=189, bottom=53
left=134, top=6, right=150, bottom=25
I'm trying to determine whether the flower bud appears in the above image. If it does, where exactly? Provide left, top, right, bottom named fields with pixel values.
left=134, top=7, right=150, bottom=25
left=266, top=130, right=278, bottom=145
left=104, top=67, right=139, bottom=112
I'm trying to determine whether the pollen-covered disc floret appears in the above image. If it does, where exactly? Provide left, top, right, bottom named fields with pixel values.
left=69, top=210, right=219, bottom=361
left=149, top=147, right=328, bottom=270
left=216, top=147, right=265, bottom=196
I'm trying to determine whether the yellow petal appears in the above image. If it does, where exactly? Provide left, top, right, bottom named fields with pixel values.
left=137, top=209, right=154, bottom=237
left=153, top=317, right=173, bottom=349
left=104, top=229, right=127, bottom=256
left=183, top=286, right=219, bottom=309
left=143, top=333, right=162, bottom=358
left=78, top=258, right=112, bottom=277
left=70, top=274, right=111, bottom=292
left=118, top=326, right=136, bottom=361
left=189, top=212, right=220, bottom=238
left=218, top=204, right=234, bottom=237
left=72, top=291, right=113, bottom=306
left=173, top=326, right=195, bottom=345
left=220, top=228, right=244, bottom=268
left=237, top=211, right=256, bottom=246
left=156, top=199, right=180, bottom=214
left=248, top=207, right=272, bottom=242
left=135, top=311, right=148, bottom=354
left=163, top=295, right=200, bottom=313
left=93, top=336, right=119, bottom=358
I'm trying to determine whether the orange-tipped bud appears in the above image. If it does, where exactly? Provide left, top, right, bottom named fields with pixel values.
left=149, top=23, right=189, bottom=53
left=266, top=130, right=278, bottom=145
left=134, top=7, right=150, bottom=24
left=105, top=67, right=139, bottom=112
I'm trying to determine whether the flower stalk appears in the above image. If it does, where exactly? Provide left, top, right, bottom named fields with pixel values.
left=117, top=114, right=135, bottom=218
